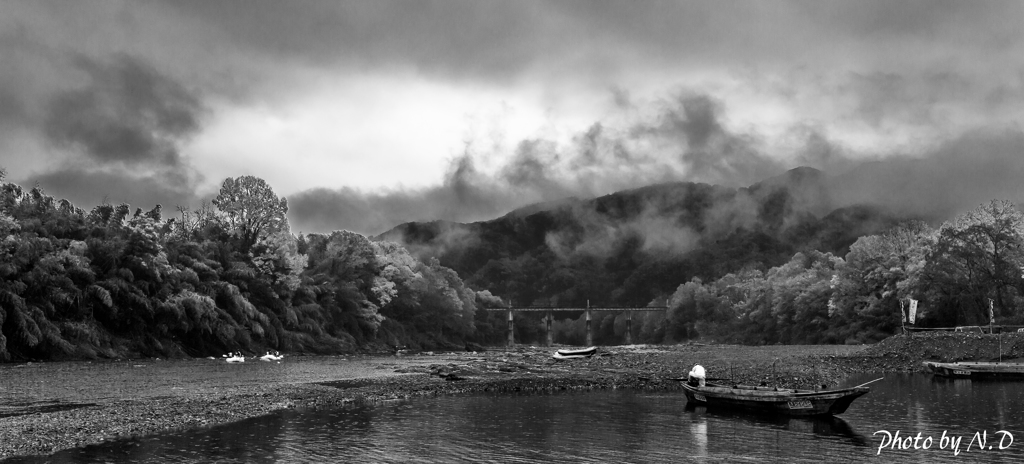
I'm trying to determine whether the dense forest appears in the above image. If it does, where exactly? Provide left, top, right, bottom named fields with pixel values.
left=4, top=165, right=1024, bottom=361
left=0, top=168, right=503, bottom=361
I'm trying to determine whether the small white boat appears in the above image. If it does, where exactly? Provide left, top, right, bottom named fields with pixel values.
left=225, top=352, right=245, bottom=363
left=259, top=351, right=284, bottom=362
left=553, top=346, right=597, bottom=359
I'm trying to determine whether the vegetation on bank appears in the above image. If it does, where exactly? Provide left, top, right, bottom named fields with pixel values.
left=550, top=200, right=1024, bottom=347
left=658, top=200, right=1024, bottom=345
left=4, top=164, right=1024, bottom=360
left=0, top=169, right=499, bottom=361
left=386, top=169, right=1024, bottom=346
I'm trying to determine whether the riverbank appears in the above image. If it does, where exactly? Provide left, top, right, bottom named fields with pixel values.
left=2, top=334, right=1012, bottom=460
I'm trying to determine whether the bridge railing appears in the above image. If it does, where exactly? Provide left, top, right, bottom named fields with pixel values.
left=483, top=306, right=668, bottom=347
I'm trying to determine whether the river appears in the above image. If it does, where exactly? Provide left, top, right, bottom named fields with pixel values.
left=6, top=373, right=1024, bottom=463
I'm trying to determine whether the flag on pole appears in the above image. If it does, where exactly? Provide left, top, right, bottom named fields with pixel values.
left=908, top=298, right=918, bottom=324
left=990, top=299, right=995, bottom=325
left=900, top=300, right=907, bottom=323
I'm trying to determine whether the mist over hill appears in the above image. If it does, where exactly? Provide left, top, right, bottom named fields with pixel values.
left=376, top=166, right=909, bottom=307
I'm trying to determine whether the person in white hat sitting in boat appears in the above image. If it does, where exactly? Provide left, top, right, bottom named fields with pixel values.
left=687, top=364, right=706, bottom=387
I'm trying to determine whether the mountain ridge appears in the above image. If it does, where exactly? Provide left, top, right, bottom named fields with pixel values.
left=375, top=166, right=908, bottom=307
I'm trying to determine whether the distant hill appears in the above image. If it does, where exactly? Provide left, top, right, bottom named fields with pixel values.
left=376, top=167, right=909, bottom=307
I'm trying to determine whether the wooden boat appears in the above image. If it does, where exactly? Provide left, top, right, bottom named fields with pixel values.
left=680, top=382, right=871, bottom=416
left=552, top=346, right=597, bottom=359
left=923, top=361, right=1024, bottom=379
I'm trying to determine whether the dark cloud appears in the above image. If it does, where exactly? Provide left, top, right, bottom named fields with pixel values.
left=27, top=168, right=206, bottom=212
left=43, top=53, right=204, bottom=168
left=830, top=129, right=1024, bottom=220
left=0, top=52, right=210, bottom=212
left=569, top=123, right=603, bottom=169
left=799, top=0, right=1021, bottom=45
left=499, top=140, right=566, bottom=193
left=287, top=81, right=1024, bottom=239
left=789, top=126, right=855, bottom=174
left=842, top=71, right=973, bottom=128
left=0, top=20, right=59, bottom=139
left=161, top=0, right=566, bottom=84
left=288, top=157, right=517, bottom=236
left=288, top=92, right=789, bottom=235
left=5, top=1, right=1024, bottom=236
left=0, top=88, right=28, bottom=130
left=154, top=0, right=1023, bottom=90
left=675, top=95, right=722, bottom=149
left=610, top=87, right=631, bottom=109
left=642, top=94, right=784, bottom=186
left=542, top=199, right=706, bottom=261
left=0, top=51, right=212, bottom=212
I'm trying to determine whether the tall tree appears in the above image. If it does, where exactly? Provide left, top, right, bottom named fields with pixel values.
left=925, top=200, right=1024, bottom=324
left=212, top=176, right=289, bottom=253
left=831, top=221, right=933, bottom=335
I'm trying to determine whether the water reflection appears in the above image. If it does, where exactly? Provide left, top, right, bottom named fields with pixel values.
left=7, top=374, right=1024, bottom=463
left=689, top=417, right=708, bottom=459
left=685, top=403, right=870, bottom=447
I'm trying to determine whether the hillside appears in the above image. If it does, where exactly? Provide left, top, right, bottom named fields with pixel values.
left=377, top=167, right=908, bottom=307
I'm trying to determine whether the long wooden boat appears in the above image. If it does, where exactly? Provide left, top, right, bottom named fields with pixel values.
left=923, top=361, right=1024, bottom=379
left=680, top=382, right=870, bottom=416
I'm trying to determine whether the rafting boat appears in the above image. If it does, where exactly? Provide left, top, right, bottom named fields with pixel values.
left=680, top=382, right=872, bottom=416
left=552, top=346, right=597, bottom=359
left=923, top=361, right=1024, bottom=379
left=260, top=351, right=285, bottom=362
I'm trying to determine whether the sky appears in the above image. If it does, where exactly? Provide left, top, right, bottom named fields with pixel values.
left=2, top=0, right=1024, bottom=235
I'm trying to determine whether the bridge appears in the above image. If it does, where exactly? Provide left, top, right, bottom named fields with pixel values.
left=484, top=303, right=668, bottom=347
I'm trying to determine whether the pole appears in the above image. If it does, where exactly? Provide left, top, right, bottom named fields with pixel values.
left=989, top=298, right=995, bottom=334
left=507, top=309, right=514, bottom=348
left=852, top=377, right=885, bottom=388
left=546, top=310, right=553, bottom=347
left=900, top=300, right=906, bottom=335
left=586, top=300, right=592, bottom=347
left=625, top=310, right=633, bottom=345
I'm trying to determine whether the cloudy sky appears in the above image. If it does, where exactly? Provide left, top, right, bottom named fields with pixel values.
left=2, top=1, right=1023, bottom=234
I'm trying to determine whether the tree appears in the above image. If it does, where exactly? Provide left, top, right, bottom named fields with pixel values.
left=303, top=231, right=388, bottom=335
left=925, top=200, right=1024, bottom=324
left=830, top=221, right=933, bottom=337
left=212, top=176, right=289, bottom=253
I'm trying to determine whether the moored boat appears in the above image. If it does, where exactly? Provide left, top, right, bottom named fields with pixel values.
left=923, top=361, right=1024, bottom=379
left=680, top=382, right=872, bottom=416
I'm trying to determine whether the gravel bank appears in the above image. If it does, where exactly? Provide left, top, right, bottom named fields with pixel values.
left=0, top=341, right=914, bottom=460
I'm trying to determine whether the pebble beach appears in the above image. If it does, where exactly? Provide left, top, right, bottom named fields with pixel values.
left=5, top=334, right=1014, bottom=460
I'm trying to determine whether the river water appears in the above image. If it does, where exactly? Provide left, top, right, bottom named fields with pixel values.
left=7, top=373, right=1024, bottom=463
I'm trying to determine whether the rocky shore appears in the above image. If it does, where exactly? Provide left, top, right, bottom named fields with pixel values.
left=3, top=333, right=1018, bottom=460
